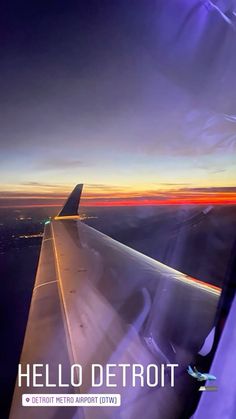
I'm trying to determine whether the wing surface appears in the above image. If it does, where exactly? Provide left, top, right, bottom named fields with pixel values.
left=10, top=185, right=221, bottom=419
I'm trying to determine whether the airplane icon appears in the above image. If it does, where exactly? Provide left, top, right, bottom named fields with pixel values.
left=187, top=365, right=216, bottom=381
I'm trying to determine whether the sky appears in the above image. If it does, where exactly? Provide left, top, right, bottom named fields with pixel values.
left=0, top=0, right=236, bottom=207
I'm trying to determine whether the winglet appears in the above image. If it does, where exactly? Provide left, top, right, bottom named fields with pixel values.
left=57, top=184, right=83, bottom=217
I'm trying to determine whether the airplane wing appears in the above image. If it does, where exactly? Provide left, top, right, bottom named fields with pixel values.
left=10, top=185, right=221, bottom=419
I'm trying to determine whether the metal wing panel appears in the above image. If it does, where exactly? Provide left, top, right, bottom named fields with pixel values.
left=10, top=216, right=221, bottom=419
left=50, top=218, right=220, bottom=418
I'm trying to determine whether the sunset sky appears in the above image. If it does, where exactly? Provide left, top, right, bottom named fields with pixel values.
left=1, top=1, right=235, bottom=207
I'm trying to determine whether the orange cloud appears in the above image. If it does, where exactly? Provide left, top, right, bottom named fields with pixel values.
left=1, top=186, right=236, bottom=208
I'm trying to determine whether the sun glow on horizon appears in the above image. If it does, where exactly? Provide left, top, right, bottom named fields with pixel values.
left=1, top=183, right=236, bottom=208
